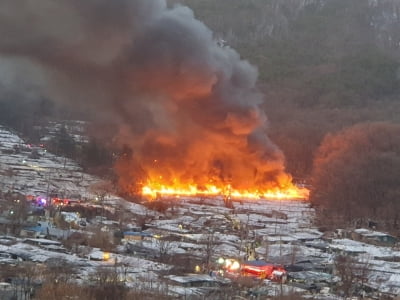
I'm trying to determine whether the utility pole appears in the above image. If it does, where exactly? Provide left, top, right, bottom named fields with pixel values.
left=279, top=197, right=282, bottom=258
left=224, top=184, right=233, bottom=209
left=46, top=169, right=51, bottom=206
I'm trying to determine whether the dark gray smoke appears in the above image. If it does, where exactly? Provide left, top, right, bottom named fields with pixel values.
left=0, top=0, right=291, bottom=191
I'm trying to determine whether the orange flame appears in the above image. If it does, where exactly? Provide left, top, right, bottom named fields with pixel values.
left=141, top=180, right=309, bottom=200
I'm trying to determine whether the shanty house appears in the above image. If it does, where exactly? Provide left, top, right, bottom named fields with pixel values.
left=353, top=228, right=397, bottom=246
left=123, top=231, right=153, bottom=241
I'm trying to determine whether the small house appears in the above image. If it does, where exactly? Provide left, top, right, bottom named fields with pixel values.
left=22, top=238, right=62, bottom=247
left=353, top=228, right=398, bottom=246
left=123, top=231, right=153, bottom=241
left=21, top=222, right=71, bottom=239
left=20, top=226, right=44, bottom=238
left=165, top=274, right=229, bottom=288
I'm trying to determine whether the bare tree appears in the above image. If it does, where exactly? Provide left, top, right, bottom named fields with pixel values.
left=35, top=258, right=80, bottom=300
left=4, top=262, right=40, bottom=300
left=89, top=181, right=116, bottom=220
left=311, top=122, right=400, bottom=229
left=89, top=181, right=115, bottom=200
left=87, top=264, right=128, bottom=300
left=87, top=228, right=114, bottom=252
left=136, top=213, right=154, bottom=230
left=238, top=214, right=250, bottom=259
left=334, top=254, right=370, bottom=298
left=264, top=239, right=270, bottom=261
left=201, top=231, right=218, bottom=272
left=62, top=231, right=88, bottom=254
left=290, top=243, right=300, bottom=265
left=8, top=195, right=29, bottom=234
left=155, top=237, right=174, bottom=263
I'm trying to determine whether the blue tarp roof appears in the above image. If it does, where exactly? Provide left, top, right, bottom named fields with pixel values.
left=23, top=226, right=45, bottom=233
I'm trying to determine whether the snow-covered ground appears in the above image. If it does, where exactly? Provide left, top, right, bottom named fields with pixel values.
left=0, top=126, right=99, bottom=199
left=1, top=126, right=400, bottom=299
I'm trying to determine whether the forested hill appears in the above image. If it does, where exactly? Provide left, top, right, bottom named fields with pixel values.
left=1, top=0, right=400, bottom=182
left=174, top=0, right=400, bottom=104
left=170, top=0, right=400, bottom=180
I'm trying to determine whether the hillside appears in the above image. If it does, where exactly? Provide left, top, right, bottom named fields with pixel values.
left=0, top=126, right=400, bottom=298
left=168, top=0, right=400, bottom=179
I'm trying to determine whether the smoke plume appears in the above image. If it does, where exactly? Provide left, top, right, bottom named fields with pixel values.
left=0, top=0, right=291, bottom=192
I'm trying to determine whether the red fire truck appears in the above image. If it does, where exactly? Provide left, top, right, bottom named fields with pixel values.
left=240, top=260, right=287, bottom=283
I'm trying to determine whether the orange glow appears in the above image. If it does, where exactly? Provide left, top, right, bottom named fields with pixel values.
left=103, top=252, right=110, bottom=261
left=141, top=180, right=309, bottom=200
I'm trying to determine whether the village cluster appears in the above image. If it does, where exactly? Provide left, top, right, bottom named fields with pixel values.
left=1, top=125, right=400, bottom=299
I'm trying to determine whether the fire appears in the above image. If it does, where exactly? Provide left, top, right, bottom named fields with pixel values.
left=141, top=180, right=309, bottom=200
